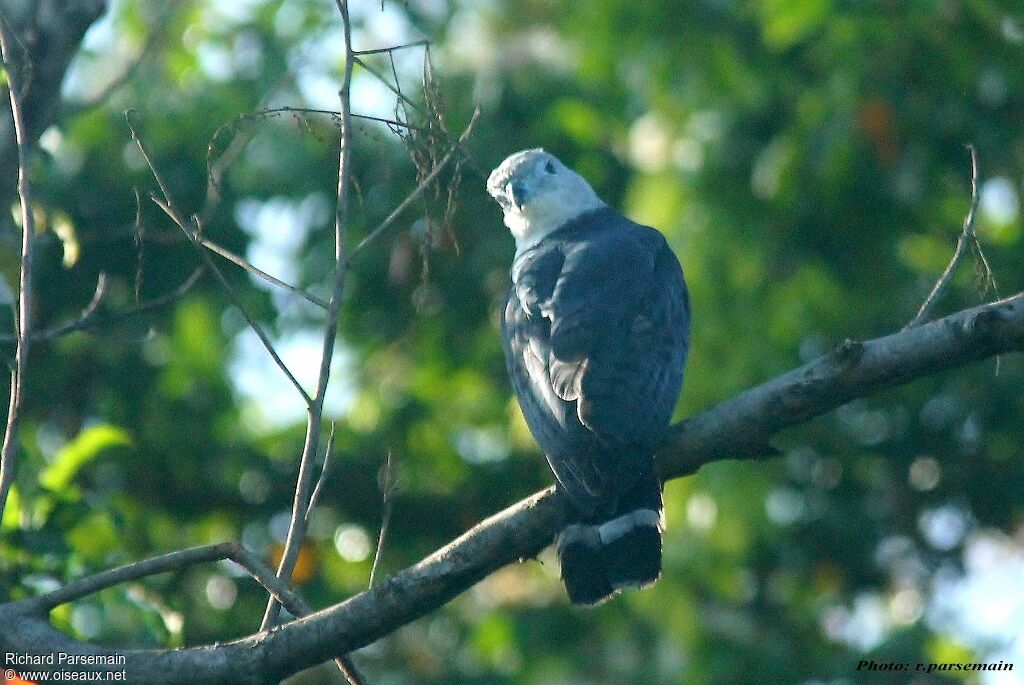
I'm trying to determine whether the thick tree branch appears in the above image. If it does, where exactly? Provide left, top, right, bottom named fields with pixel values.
left=2, top=291, right=1022, bottom=684
left=658, top=294, right=1022, bottom=478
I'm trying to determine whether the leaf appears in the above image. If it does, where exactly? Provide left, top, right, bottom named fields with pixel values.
left=39, top=425, right=132, bottom=491
left=65, top=511, right=120, bottom=560
left=1, top=485, right=20, bottom=530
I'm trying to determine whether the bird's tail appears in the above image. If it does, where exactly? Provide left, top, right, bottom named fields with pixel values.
left=556, top=469, right=663, bottom=605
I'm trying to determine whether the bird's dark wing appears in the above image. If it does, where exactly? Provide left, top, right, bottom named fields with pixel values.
left=549, top=219, right=690, bottom=452
left=503, top=271, right=614, bottom=510
left=502, top=211, right=689, bottom=512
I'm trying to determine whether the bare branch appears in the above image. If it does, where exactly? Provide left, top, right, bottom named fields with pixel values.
left=353, top=54, right=484, bottom=181
left=133, top=187, right=146, bottom=302
left=193, top=233, right=330, bottom=310
left=354, top=56, right=425, bottom=116
left=126, top=114, right=314, bottom=406
left=227, top=290, right=1024, bottom=662
left=205, top=106, right=338, bottom=197
left=151, top=197, right=314, bottom=406
left=260, top=0, right=358, bottom=634
left=352, top=112, right=426, bottom=131
left=30, top=541, right=309, bottom=623
left=305, top=422, right=338, bottom=522
left=32, top=543, right=228, bottom=610
left=350, top=107, right=480, bottom=260
left=0, top=15, right=37, bottom=516
left=0, top=268, right=204, bottom=345
left=353, top=39, right=430, bottom=57
left=256, top=8, right=370, bottom=684
left=203, top=105, right=424, bottom=216
left=368, top=450, right=396, bottom=588
left=18, top=270, right=104, bottom=339
left=229, top=544, right=316, bottom=618
left=79, top=272, right=108, bottom=322
left=907, top=145, right=997, bottom=328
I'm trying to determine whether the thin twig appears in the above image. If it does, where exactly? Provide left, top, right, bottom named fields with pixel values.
left=0, top=268, right=204, bottom=345
left=0, top=17, right=36, bottom=516
left=207, top=106, right=423, bottom=146
left=368, top=450, right=396, bottom=588
left=354, top=54, right=486, bottom=181
left=354, top=55, right=426, bottom=116
left=356, top=49, right=479, bottom=171
left=193, top=232, right=329, bottom=310
left=350, top=108, right=480, bottom=260
left=206, top=107, right=339, bottom=185
left=305, top=422, right=337, bottom=522
left=133, top=188, right=146, bottom=303
left=151, top=197, right=315, bottom=407
left=203, top=105, right=424, bottom=212
left=353, top=112, right=426, bottom=131
left=39, top=269, right=199, bottom=339
left=79, top=273, right=109, bottom=322
left=31, top=542, right=310, bottom=620
left=353, top=39, right=430, bottom=56
left=907, top=145, right=996, bottom=328
left=126, top=111, right=313, bottom=405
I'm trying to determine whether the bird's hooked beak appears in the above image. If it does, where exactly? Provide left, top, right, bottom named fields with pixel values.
left=488, top=172, right=530, bottom=213
left=509, top=180, right=529, bottom=208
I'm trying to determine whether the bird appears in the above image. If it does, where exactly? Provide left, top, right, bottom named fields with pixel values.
left=488, top=148, right=691, bottom=605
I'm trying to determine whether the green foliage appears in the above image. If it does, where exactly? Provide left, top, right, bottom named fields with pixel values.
left=39, top=425, right=133, bottom=492
left=2, top=0, right=1023, bottom=683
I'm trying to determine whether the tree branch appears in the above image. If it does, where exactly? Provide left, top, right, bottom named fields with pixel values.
left=191, top=232, right=330, bottom=310
left=126, top=118, right=316, bottom=407
left=259, top=0, right=359, bottom=634
left=349, top=107, right=480, bottom=260
left=0, top=12, right=37, bottom=517
left=353, top=39, right=431, bottom=56
left=27, top=542, right=307, bottom=618
left=0, top=268, right=205, bottom=346
left=3, top=291, right=1022, bottom=684
left=907, top=145, right=996, bottom=328
left=148, top=194, right=314, bottom=407
left=368, top=450, right=396, bottom=588
left=305, top=422, right=338, bottom=522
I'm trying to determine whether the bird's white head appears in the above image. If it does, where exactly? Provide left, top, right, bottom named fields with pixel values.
left=487, top=149, right=605, bottom=253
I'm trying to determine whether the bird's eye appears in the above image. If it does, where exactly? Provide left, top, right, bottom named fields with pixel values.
left=544, top=161, right=556, bottom=174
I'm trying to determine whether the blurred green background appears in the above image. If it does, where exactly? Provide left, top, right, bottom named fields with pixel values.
left=2, top=0, right=1023, bottom=683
